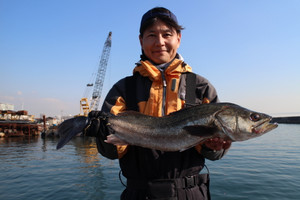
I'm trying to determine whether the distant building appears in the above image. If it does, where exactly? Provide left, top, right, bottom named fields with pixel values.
left=0, top=103, right=14, bottom=111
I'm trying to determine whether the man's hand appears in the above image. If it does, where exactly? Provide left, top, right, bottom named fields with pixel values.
left=200, top=99, right=231, bottom=151
left=105, top=134, right=128, bottom=146
left=203, top=137, right=232, bottom=151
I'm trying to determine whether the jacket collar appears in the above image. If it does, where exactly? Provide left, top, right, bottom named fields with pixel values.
left=133, top=54, right=192, bottom=81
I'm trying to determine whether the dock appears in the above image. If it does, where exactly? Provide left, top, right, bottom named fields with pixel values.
left=272, top=116, right=300, bottom=124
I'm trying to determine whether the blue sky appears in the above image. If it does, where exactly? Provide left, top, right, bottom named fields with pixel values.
left=1, top=0, right=299, bottom=117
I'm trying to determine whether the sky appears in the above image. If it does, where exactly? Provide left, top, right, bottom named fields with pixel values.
left=1, top=0, right=299, bottom=118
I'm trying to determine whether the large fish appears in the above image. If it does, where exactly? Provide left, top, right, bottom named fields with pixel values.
left=56, top=103, right=278, bottom=151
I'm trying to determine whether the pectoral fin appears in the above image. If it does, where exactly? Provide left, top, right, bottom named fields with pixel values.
left=183, top=125, right=218, bottom=137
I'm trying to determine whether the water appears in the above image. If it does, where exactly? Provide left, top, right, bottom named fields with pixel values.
left=0, top=124, right=299, bottom=200
left=206, top=124, right=300, bottom=200
left=0, top=137, right=122, bottom=200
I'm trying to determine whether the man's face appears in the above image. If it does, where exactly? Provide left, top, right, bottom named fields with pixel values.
left=139, top=19, right=181, bottom=65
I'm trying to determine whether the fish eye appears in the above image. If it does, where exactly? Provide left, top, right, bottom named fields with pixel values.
left=250, top=113, right=261, bottom=122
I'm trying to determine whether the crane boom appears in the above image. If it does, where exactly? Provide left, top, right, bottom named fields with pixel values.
left=80, top=32, right=112, bottom=116
left=90, top=31, right=112, bottom=110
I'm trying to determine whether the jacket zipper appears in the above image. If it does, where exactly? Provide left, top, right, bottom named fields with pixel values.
left=161, top=71, right=167, bottom=116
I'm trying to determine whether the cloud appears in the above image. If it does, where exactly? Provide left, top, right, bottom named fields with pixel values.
left=42, top=97, right=63, bottom=103
left=36, top=97, right=79, bottom=117
left=0, top=95, right=15, bottom=102
left=0, top=92, right=78, bottom=117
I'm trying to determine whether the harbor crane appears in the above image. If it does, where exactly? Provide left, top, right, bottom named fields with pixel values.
left=80, top=32, right=112, bottom=116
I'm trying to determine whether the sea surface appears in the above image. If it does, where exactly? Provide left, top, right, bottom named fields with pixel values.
left=0, top=124, right=299, bottom=200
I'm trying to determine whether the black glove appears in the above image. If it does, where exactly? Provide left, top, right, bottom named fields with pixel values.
left=84, top=111, right=107, bottom=137
left=86, top=110, right=118, bottom=159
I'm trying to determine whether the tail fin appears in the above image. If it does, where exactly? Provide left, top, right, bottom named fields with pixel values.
left=56, top=116, right=89, bottom=150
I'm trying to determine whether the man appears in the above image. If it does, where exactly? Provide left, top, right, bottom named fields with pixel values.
left=87, top=7, right=231, bottom=200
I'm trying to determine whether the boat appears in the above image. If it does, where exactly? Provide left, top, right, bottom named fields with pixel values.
left=0, top=110, right=41, bottom=137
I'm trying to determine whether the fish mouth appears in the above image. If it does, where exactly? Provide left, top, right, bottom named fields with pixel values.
left=251, top=118, right=278, bottom=134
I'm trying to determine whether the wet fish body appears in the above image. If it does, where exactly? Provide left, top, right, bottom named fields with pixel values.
left=57, top=103, right=278, bottom=151
left=107, top=103, right=277, bottom=151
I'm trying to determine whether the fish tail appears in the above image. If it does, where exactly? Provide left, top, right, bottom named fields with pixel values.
left=56, top=116, right=89, bottom=150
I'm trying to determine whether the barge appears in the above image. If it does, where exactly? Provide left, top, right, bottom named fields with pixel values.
left=0, top=110, right=41, bottom=137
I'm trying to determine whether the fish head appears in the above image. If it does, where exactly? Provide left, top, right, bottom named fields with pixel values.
left=215, top=104, right=278, bottom=141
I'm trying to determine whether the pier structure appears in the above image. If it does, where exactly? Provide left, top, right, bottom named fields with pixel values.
left=0, top=110, right=41, bottom=137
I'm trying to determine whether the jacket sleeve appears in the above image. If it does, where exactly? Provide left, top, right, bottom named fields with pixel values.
left=200, top=145, right=230, bottom=161
left=194, top=74, right=219, bottom=104
left=194, top=74, right=230, bottom=160
left=95, top=77, right=128, bottom=160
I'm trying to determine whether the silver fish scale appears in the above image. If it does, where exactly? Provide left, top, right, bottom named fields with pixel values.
left=107, top=103, right=277, bottom=151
